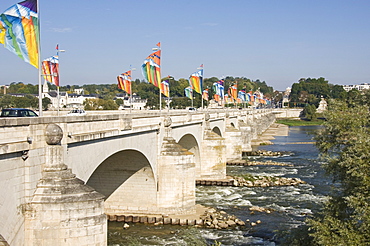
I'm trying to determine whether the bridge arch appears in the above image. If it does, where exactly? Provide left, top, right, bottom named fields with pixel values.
left=177, top=134, right=201, bottom=178
left=86, top=149, right=157, bottom=213
left=212, top=126, right=222, bottom=137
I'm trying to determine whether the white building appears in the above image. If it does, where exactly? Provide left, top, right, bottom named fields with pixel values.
left=342, top=83, right=370, bottom=92
left=282, top=87, right=291, bottom=107
left=117, top=94, right=147, bottom=110
left=42, top=81, right=99, bottom=109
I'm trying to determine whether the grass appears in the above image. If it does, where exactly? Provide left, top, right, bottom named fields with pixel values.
left=276, top=118, right=325, bottom=126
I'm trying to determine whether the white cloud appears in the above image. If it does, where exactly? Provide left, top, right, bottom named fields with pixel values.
left=50, top=27, right=72, bottom=33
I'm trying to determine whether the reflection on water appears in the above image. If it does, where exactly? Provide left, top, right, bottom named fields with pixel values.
left=109, top=126, right=329, bottom=245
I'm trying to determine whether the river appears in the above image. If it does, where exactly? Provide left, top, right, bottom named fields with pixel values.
left=108, top=125, right=330, bottom=245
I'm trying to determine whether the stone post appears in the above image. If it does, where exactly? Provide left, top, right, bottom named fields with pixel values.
left=25, top=124, right=106, bottom=246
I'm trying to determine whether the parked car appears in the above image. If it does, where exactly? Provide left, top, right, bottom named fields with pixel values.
left=0, top=108, right=38, bottom=117
left=67, top=109, right=86, bottom=116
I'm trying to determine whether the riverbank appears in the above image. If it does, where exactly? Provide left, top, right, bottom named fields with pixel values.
left=276, top=118, right=324, bottom=126
left=251, top=123, right=289, bottom=146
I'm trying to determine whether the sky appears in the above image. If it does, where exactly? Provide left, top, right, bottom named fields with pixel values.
left=1, top=0, right=370, bottom=91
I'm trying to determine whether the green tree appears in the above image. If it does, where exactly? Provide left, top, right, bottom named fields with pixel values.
left=115, top=98, right=123, bottom=106
left=302, top=104, right=317, bottom=121
left=307, top=98, right=370, bottom=245
left=42, top=97, right=51, bottom=110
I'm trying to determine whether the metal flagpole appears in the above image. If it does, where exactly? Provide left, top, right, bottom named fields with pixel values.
left=159, top=85, right=162, bottom=113
left=200, top=65, right=204, bottom=110
left=130, top=66, right=136, bottom=114
left=130, top=68, right=132, bottom=114
left=191, top=89, right=194, bottom=108
left=56, top=45, right=60, bottom=116
left=37, top=0, right=42, bottom=116
left=56, top=45, right=65, bottom=116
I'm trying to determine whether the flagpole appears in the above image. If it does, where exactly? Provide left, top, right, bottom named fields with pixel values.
left=37, top=0, right=42, bottom=116
left=191, top=89, right=194, bottom=108
left=200, top=65, right=204, bottom=110
left=56, top=46, right=60, bottom=116
left=130, top=66, right=136, bottom=114
left=130, top=71, right=132, bottom=114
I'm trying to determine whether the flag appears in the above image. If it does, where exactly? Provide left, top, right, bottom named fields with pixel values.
left=161, top=81, right=169, bottom=97
left=117, top=70, right=132, bottom=94
left=229, top=82, right=238, bottom=101
left=213, top=82, right=224, bottom=99
left=189, top=68, right=203, bottom=94
left=184, top=86, right=193, bottom=99
left=238, top=89, right=246, bottom=102
left=141, top=48, right=161, bottom=87
left=202, top=89, right=209, bottom=101
left=0, top=0, right=39, bottom=68
left=217, top=79, right=224, bottom=86
left=42, top=55, right=59, bottom=86
left=213, top=94, right=220, bottom=103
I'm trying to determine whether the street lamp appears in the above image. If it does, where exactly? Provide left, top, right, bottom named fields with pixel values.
left=56, top=48, right=66, bottom=116
left=130, top=66, right=136, bottom=113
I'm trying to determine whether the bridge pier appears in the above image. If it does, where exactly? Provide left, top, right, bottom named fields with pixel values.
left=238, top=120, right=253, bottom=152
left=25, top=124, right=106, bottom=246
left=199, top=114, right=227, bottom=180
left=158, top=137, right=196, bottom=214
left=156, top=117, right=196, bottom=214
left=224, top=124, right=243, bottom=162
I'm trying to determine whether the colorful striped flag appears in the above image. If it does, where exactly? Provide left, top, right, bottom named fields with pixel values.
left=42, top=55, right=59, bottom=86
left=238, top=89, right=246, bottom=102
left=189, top=66, right=203, bottom=94
left=184, top=86, right=193, bottom=99
left=213, top=81, right=224, bottom=99
left=161, top=80, right=169, bottom=97
left=229, top=82, right=238, bottom=101
left=117, top=70, right=132, bottom=95
left=141, top=49, right=161, bottom=87
left=0, top=0, right=39, bottom=68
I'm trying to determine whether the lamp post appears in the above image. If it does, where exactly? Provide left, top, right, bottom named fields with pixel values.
left=166, top=76, right=174, bottom=111
left=56, top=47, right=66, bottom=116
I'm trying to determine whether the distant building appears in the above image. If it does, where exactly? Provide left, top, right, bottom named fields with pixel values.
left=42, top=81, right=100, bottom=109
left=282, top=87, right=291, bottom=108
left=116, top=94, right=147, bottom=110
left=317, top=96, right=328, bottom=113
left=342, top=83, right=370, bottom=92
left=74, top=88, right=84, bottom=95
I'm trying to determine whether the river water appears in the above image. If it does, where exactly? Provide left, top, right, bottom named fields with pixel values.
left=108, top=125, right=330, bottom=245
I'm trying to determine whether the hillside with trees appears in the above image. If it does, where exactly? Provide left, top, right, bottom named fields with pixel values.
left=289, top=77, right=346, bottom=107
left=0, top=76, right=275, bottom=110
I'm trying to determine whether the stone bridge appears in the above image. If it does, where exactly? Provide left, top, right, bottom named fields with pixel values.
left=0, top=108, right=276, bottom=245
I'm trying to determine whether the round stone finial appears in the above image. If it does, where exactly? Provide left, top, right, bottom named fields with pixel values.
left=164, top=116, right=172, bottom=127
left=45, top=124, right=63, bottom=145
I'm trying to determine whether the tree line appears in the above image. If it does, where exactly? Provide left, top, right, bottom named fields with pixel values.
left=0, top=76, right=275, bottom=109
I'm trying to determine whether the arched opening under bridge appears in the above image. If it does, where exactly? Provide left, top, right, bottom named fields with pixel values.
left=86, top=149, right=157, bottom=211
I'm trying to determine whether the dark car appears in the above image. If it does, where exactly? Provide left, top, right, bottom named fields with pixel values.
left=0, top=108, right=38, bottom=117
